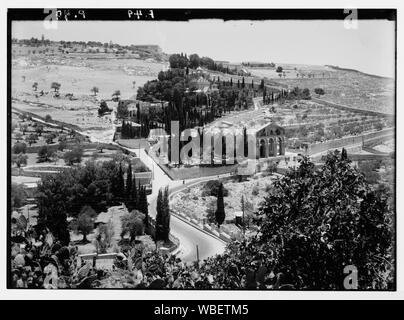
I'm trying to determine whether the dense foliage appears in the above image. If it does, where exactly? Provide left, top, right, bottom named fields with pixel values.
left=168, top=53, right=240, bottom=75
left=250, top=150, right=394, bottom=289
left=130, top=69, right=259, bottom=137
left=13, top=151, right=394, bottom=289
left=286, top=87, right=311, bottom=100
left=35, top=159, right=150, bottom=245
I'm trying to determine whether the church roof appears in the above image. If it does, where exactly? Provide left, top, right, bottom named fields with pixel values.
left=252, top=121, right=285, bottom=135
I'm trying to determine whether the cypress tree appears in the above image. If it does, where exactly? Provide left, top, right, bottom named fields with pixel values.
left=138, top=186, right=149, bottom=227
left=156, top=188, right=164, bottom=240
left=143, top=186, right=149, bottom=227
left=136, top=103, right=140, bottom=122
left=118, top=164, right=125, bottom=199
left=215, top=182, right=225, bottom=227
left=242, top=77, right=245, bottom=88
left=126, top=162, right=132, bottom=198
left=132, top=174, right=138, bottom=209
left=162, top=186, right=170, bottom=241
left=341, top=148, right=348, bottom=160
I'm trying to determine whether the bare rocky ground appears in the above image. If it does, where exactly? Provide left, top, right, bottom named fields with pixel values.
left=170, top=174, right=277, bottom=238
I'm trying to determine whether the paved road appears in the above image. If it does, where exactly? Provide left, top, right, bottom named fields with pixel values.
left=115, top=147, right=227, bottom=262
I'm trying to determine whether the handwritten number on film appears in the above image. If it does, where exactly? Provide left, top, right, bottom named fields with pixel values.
left=56, top=9, right=86, bottom=21
left=128, top=10, right=154, bottom=19
left=43, top=8, right=86, bottom=28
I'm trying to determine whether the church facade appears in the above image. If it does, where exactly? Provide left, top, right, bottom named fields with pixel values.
left=254, top=122, right=286, bottom=158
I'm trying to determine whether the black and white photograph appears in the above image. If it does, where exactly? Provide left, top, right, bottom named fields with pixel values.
left=5, top=5, right=398, bottom=297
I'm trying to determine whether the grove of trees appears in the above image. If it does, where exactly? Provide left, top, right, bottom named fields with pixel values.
left=168, top=53, right=238, bottom=75
left=35, top=159, right=150, bottom=245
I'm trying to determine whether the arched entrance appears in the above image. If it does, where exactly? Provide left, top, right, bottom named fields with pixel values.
left=268, top=138, right=275, bottom=156
left=277, top=137, right=283, bottom=155
left=259, top=139, right=267, bottom=158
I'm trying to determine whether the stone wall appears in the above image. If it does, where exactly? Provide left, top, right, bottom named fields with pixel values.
left=306, top=128, right=394, bottom=155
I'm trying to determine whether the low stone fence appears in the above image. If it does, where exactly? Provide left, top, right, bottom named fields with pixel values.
left=171, top=208, right=231, bottom=244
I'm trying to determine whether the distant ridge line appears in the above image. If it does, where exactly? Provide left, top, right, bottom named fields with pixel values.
left=325, top=65, right=393, bottom=80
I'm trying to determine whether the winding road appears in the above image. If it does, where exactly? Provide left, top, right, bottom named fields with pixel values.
left=118, top=147, right=227, bottom=262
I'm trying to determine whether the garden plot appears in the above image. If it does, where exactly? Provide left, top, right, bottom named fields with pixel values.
left=12, top=100, right=114, bottom=132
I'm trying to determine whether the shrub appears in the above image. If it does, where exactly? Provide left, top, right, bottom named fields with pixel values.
left=63, top=146, right=83, bottom=165
left=13, top=142, right=27, bottom=154
left=251, top=185, right=259, bottom=196
left=37, top=145, right=54, bottom=162
left=203, top=180, right=229, bottom=197
left=76, top=210, right=94, bottom=243
left=120, top=210, right=145, bottom=242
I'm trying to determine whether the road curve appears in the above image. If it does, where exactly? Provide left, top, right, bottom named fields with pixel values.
left=122, top=147, right=227, bottom=263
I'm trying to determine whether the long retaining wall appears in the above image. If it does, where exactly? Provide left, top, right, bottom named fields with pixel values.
left=12, top=105, right=82, bottom=132
left=306, top=128, right=394, bottom=155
